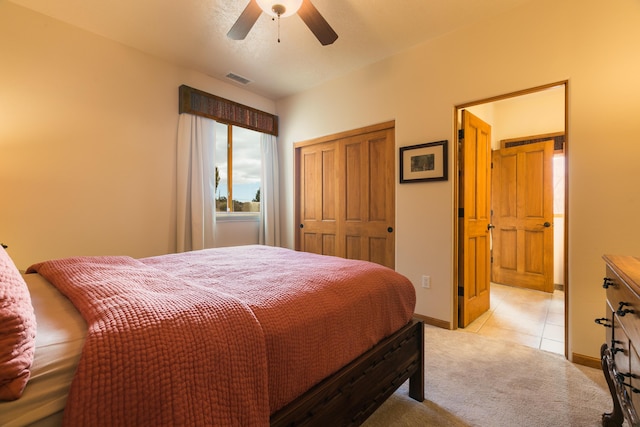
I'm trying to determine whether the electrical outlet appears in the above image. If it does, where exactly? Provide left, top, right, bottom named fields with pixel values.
left=421, top=275, right=431, bottom=289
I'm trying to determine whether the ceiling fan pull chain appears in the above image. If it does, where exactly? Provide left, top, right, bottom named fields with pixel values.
left=277, top=15, right=281, bottom=43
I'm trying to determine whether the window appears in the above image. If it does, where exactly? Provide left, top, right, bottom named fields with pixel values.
left=214, top=123, right=262, bottom=213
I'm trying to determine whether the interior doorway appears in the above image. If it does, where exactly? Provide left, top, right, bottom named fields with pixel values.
left=453, top=81, right=568, bottom=357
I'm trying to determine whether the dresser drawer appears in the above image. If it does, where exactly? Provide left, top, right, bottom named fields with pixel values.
left=612, top=312, right=630, bottom=374
left=602, top=255, right=640, bottom=427
left=630, top=343, right=640, bottom=415
left=607, top=265, right=640, bottom=346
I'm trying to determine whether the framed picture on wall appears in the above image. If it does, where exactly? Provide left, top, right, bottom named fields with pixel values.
left=399, top=140, right=448, bottom=183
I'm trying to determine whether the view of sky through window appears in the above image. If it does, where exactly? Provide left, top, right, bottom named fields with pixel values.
left=214, top=123, right=261, bottom=204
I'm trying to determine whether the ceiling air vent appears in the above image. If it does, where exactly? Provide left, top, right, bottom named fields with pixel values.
left=226, top=72, right=251, bottom=85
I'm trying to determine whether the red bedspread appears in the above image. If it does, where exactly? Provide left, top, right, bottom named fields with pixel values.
left=28, top=245, right=416, bottom=425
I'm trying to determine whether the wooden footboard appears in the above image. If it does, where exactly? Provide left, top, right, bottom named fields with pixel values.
left=270, top=319, right=424, bottom=426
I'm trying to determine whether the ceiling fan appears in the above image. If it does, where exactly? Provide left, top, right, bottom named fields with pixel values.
left=227, top=0, right=338, bottom=46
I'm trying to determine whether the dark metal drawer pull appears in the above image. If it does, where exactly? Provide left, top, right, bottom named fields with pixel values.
left=612, top=347, right=625, bottom=354
left=618, top=372, right=639, bottom=380
left=603, top=277, right=614, bottom=288
left=612, top=341, right=625, bottom=354
left=616, top=373, right=640, bottom=393
left=595, top=317, right=612, bottom=327
left=617, top=302, right=635, bottom=317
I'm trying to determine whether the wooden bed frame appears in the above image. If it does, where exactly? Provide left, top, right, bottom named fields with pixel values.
left=271, top=319, right=425, bottom=426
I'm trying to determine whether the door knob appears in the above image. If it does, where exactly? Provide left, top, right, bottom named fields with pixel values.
left=387, top=227, right=393, bottom=233
left=537, top=222, right=552, bottom=227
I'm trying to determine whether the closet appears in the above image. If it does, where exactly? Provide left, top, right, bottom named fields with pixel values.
left=294, top=121, right=396, bottom=268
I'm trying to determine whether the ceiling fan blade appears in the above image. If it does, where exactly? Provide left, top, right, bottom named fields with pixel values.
left=227, top=0, right=262, bottom=40
left=298, top=0, right=338, bottom=46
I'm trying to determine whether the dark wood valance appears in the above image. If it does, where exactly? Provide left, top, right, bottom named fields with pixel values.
left=179, top=85, right=278, bottom=136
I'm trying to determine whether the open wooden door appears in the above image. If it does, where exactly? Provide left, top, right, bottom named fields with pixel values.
left=491, top=139, right=554, bottom=292
left=458, top=110, right=492, bottom=327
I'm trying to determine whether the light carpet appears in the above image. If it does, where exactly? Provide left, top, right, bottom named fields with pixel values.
left=363, top=325, right=617, bottom=427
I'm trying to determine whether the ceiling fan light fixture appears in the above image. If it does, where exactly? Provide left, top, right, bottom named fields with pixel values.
left=256, top=0, right=303, bottom=18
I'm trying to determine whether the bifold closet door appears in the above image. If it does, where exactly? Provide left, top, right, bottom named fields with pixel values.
left=296, top=123, right=395, bottom=269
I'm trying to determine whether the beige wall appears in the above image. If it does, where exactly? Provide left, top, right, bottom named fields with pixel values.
left=276, top=0, right=640, bottom=359
left=490, top=88, right=565, bottom=148
left=466, top=87, right=565, bottom=150
left=0, top=2, right=273, bottom=269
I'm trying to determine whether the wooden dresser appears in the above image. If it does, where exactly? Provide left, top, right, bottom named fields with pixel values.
left=599, top=255, right=640, bottom=426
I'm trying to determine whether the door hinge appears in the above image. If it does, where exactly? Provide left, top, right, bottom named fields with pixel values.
left=458, top=286, right=464, bottom=296
left=458, top=129, right=464, bottom=141
left=458, top=208, right=464, bottom=218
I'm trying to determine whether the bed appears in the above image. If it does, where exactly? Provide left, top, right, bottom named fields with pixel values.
left=0, top=244, right=424, bottom=426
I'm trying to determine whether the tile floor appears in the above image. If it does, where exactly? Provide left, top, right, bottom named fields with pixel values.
left=463, top=282, right=565, bottom=355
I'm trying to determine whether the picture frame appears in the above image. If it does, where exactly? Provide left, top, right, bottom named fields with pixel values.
left=399, top=140, right=448, bottom=183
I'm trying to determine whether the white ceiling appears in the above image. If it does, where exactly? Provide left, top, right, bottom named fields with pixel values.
left=9, top=0, right=536, bottom=100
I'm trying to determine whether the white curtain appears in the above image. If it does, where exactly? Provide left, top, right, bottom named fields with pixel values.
left=259, top=133, right=280, bottom=246
left=176, top=113, right=216, bottom=252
